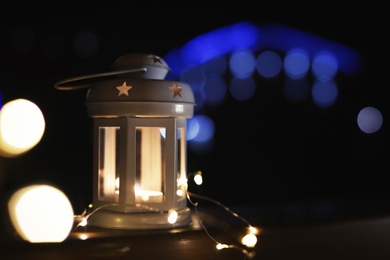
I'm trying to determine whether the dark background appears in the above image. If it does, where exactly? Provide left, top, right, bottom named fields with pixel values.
left=0, top=2, right=387, bottom=220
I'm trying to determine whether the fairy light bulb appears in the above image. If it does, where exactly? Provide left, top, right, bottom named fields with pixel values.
left=216, top=243, right=229, bottom=250
left=241, top=233, right=257, bottom=248
left=0, top=98, right=45, bottom=157
left=79, top=217, right=88, bottom=227
left=193, top=171, right=203, bottom=185
left=78, top=234, right=89, bottom=240
left=248, top=225, right=259, bottom=235
left=167, top=209, right=178, bottom=224
left=8, top=184, right=74, bottom=243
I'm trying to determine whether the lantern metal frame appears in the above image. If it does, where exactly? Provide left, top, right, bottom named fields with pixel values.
left=55, top=53, right=195, bottom=230
left=87, top=116, right=191, bottom=229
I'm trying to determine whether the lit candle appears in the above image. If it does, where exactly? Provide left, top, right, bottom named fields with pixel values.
left=135, top=184, right=163, bottom=202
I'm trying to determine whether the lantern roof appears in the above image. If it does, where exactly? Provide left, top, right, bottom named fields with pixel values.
left=111, top=53, right=170, bottom=80
left=85, top=78, right=195, bottom=118
left=54, top=53, right=195, bottom=118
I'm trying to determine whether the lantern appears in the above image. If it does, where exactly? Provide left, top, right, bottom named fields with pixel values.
left=55, top=53, right=195, bottom=229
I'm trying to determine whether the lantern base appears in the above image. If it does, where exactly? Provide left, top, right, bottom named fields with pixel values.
left=86, top=207, right=192, bottom=230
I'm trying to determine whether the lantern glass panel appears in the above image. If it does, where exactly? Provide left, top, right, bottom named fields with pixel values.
left=177, top=127, right=187, bottom=201
left=98, top=126, right=120, bottom=202
left=135, top=126, right=165, bottom=203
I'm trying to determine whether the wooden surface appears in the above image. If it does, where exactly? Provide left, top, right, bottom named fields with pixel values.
left=2, top=203, right=390, bottom=259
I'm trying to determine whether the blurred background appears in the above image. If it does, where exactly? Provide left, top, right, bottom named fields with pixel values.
left=0, top=2, right=387, bottom=225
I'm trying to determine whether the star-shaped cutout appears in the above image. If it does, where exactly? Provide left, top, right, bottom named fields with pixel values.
left=116, top=81, right=132, bottom=96
left=148, top=54, right=162, bottom=64
left=169, top=82, right=182, bottom=97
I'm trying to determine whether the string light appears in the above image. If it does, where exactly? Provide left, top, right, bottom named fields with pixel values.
left=186, top=190, right=258, bottom=259
left=167, top=209, right=179, bottom=224
left=74, top=203, right=119, bottom=229
left=73, top=170, right=258, bottom=259
left=74, top=203, right=178, bottom=229
left=186, top=171, right=259, bottom=258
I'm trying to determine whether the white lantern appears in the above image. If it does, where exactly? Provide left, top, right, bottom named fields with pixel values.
left=55, top=53, right=195, bottom=229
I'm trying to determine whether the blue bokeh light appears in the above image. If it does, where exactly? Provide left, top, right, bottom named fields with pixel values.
left=256, top=50, right=283, bottom=78
left=312, top=51, right=338, bottom=81
left=229, top=49, right=256, bottom=78
left=161, top=21, right=368, bottom=154
left=357, top=106, right=383, bottom=134
left=283, top=48, right=310, bottom=79
left=187, top=115, right=215, bottom=155
left=311, top=80, right=338, bottom=108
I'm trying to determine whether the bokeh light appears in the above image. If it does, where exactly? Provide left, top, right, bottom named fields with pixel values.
left=283, top=48, right=310, bottom=79
left=357, top=106, right=383, bottom=134
left=229, top=49, right=256, bottom=78
left=256, top=50, right=283, bottom=78
left=187, top=115, right=215, bottom=155
left=8, top=184, right=74, bottom=243
left=187, top=115, right=215, bottom=143
left=311, top=80, right=338, bottom=108
left=312, top=51, right=338, bottom=81
left=163, top=21, right=366, bottom=155
left=0, top=98, right=45, bottom=157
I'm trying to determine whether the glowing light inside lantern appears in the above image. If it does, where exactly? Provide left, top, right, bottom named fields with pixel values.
left=115, top=177, right=120, bottom=194
left=0, top=98, right=45, bottom=157
left=101, top=127, right=117, bottom=199
left=113, top=178, right=164, bottom=202
left=177, top=172, right=188, bottom=197
left=134, top=184, right=163, bottom=202
left=8, top=184, right=74, bottom=243
left=139, top=127, right=162, bottom=198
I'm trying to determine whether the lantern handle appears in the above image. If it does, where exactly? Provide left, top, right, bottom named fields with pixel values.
left=54, top=67, right=148, bottom=90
